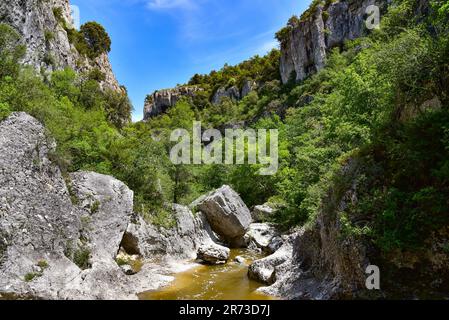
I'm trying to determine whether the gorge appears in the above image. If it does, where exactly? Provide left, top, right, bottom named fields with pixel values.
left=1, top=0, right=449, bottom=301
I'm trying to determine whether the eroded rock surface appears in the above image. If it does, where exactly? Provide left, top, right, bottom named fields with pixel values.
left=0, top=0, right=121, bottom=92
left=280, top=0, right=388, bottom=84
left=0, top=113, right=172, bottom=299
left=245, top=223, right=280, bottom=253
left=197, top=243, right=230, bottom=265
left=248, top=233, right=296, bottom=285
left=192, top=185, right=252, bottom=247
left=124, top=205, right=220, bottom=261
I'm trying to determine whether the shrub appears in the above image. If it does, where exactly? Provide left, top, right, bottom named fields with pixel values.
left=24, top=272, right=40, bottom=282
left=73, top=247, right=91, bottom=270
left=37, top=260, right=49, bottom=269
left=0, top=23, right=26, bottom=78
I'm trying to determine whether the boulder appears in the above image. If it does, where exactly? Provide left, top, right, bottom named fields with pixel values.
left=192, top=185, right=252, bottom=247
left=0, top=113, right=81, bottom=298
left=245, top=223, right=280, bottom=253
left=197, top=244, right=230, bottom=265
left=0, top=113, right=174, bottom=299
left=69, top=171, right=133, bottom=263
left=252, top=204, right=276, bottom=222
left=124, top=205, right=220, bottom=260
left=248, top=233, right=296, bottom=285
left=234, top=256, right=246, bottom=265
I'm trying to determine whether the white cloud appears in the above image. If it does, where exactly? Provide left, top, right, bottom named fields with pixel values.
left=146, top=0, right=195, bottom=10
left=256, top=39, right=279, bottom=55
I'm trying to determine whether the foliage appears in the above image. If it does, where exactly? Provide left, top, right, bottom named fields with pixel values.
left=80, top=22, right=111, bottom=58
left=2, top=0, right=449, bottom=252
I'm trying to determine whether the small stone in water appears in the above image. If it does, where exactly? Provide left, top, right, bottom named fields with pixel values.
left=234, top=256, right=245, bottom=264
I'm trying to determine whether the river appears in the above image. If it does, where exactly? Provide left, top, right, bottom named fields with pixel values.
left=139, top=249, right=275, bottom=300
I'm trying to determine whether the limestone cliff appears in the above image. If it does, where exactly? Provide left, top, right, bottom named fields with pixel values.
left=143, top=80, right=258, bottom=120
left=0, top=0, right=121, bottom=92
left=143, top=86, right=204, bottom=120
left=0, top=112, right=218, bottom=299
left=279, top=0, right=389, bottom=84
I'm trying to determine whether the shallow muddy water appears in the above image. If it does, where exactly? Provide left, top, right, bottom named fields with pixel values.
left=139, top=249, right=275, bottom=300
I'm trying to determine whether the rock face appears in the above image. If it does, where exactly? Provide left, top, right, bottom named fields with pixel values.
left=143, top=80, right=257, bottom=119
left=143, top=86, right=203, bottom=120
left=0, top=112, right=81, bottom=297
left=192, top=185, right=252, bottom=247
left=248, top=233, right=296, bottom=285
left=68, top=171, right=133, bottom=262
left=124, top=205, right=220, bottom=260
left=255, top=160, right=371, bottom=299
left=211, top=86, right=241, bottom=104
left=0, top=0, right=121, bottom=92
left=245, top=223, right=280, bottom=253
left=280, top=0, right=388, bottom=84
left=0, top=113, right=173, bottom=299
left=241, top=80, right=257, bottom=98
left=197, top=243, right=230, bottom=265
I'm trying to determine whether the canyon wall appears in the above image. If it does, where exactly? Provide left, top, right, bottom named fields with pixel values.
left=279, top=0, right=389, bottom=84
left=0, top=0, right=121, bottom=91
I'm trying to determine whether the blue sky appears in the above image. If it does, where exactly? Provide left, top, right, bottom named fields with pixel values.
left=72, top=0, right=312, bottom=121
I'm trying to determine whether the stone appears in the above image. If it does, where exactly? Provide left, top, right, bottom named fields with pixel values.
left=248, top=233, right=296, bottom=285
left=245, top=223, right=280, bottom=253
left=256, top=159, right=370, bottom=299
left=0, top=113, right=175, bottom=300
left=120, top=264, right=136, bottom=276
left=241, top=80, right=257, bottom=98
left=0, top=112, right=82, bottom=298
left=192, top=185, right=252, bottom=247
left=234, top=256, right=245, bottom=264
left=69, top=171, right=133, bottom=263
left=197, top=243, right=230, bottom=265
left=124, top=204, right=220, bottom=260
left=211, top=86, right=241, bottom=105
left=252, top=204, right=277, bottom=222
left=267, top=236, right=284, bottom=254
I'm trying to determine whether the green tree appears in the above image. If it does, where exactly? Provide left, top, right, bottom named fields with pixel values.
left=80, top=22, right=111, bottom=58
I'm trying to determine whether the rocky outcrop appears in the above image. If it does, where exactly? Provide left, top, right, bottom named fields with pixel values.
left=280, top=0, right=388, bottom=84
left=197, top=243, right=230, bottom=265
left=0, top=113, right=173, bottom=299
left=68, top=171, right=133, bottom=262
left=123, top=205, right=221, bottom=261
left=211, top=80, right=258, bottom=105
left=0, top=112, right=81, bottom=298
left=255, top=160, right=371, bottom=299
left=241, top=80, right=258, bottom=98
left=192, top=185, right=252, bottom=247
left=248, top=233, right=296, bottom=285
left=211, top=86, right=241, bottom=104
left=143, top=79, right=258, bottom=119
left=143, top=86, right=203, bottom=120
left=245, top=223, right=280, bottom=253
left=0, top=0, right=121, bottom=91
